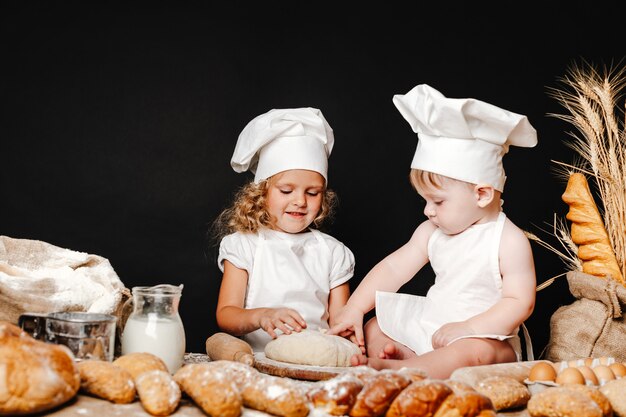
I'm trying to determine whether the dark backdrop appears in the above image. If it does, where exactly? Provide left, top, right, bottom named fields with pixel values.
left=3, top=2, right=625, bottom=357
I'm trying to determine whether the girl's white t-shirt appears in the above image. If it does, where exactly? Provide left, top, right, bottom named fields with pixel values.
left=218, top=228, right=355, bottom=350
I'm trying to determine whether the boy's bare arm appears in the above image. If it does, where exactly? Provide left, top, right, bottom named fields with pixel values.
left=327, top=220, right=434, bottom=343
left=466, top=221, right=537, bottom=335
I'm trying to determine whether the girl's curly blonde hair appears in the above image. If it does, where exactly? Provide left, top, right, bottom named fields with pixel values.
left=212, top=179, right=337, bottom=241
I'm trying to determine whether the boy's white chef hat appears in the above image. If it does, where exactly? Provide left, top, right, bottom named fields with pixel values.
left=393, top=84, right=538, bottom=192
left=231, top=107, right=334, bottom=184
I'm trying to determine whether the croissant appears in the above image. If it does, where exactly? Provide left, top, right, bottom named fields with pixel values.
left=561, top=172, right=624, bottom=285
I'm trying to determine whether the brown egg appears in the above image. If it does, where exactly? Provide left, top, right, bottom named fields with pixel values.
left=583, top=357, right=594, bottom=367
left=555, top=367, right=586, bottom=385
left=568, top=358, right=585, bottom=367
left=598, top=356, right=615, bottom=365
left=609, top=362, right=626, bottom=378
left=593, top=365, right=616, bottom=384
left=576, top=365, right=599, bottom=385
left=552, top=360, right=566, bottom=373
left=529, top=362, right=557, bottom=382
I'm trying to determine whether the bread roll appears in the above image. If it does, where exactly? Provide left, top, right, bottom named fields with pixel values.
left=562, top=172, right=624, bottom=284
left=0, top=321, right=80, bottom=415
left=135, top=370, right=181, bottom=416
left=241, top=373, right=310, bottom=417
left=173, top=363, right=242, bottom=417
left=112, top=351, right=169, bottom=380
left=77, top=360, right=136, bottom=404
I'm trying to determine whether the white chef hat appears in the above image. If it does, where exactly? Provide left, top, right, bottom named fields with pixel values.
left=393, top=84, right=538, bottom=192
left=231, top=107, right=334, bottom=184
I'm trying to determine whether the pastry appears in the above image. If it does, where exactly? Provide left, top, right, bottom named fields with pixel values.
left=173, top=363, right=242, bottom=417
left=562, top=172, right=624, bottom=284
left=112, top=351, right=169, bottom=380
left=0, top=321, right=80, bottom=415
left=77, top=360, right=136, bottom=404
left=135, top=370, right=181, bottom=416
left=473, top=375, right=530, bottom=411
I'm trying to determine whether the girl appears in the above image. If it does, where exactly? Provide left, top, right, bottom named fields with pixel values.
left=213, top=107, right=355, bottom=351
left=328, top=84, right=537, bottom=378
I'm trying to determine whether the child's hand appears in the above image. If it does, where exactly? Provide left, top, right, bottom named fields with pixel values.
left=431, top=321, right=475, bottom=349
left=258, top=308, right=307, bottom=339
left=326, top=305, right=365, bottom=348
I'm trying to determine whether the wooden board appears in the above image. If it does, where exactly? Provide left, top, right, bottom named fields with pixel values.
left=253, top=352, right=355, bottom=381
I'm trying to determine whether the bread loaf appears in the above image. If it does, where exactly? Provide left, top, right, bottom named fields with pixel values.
left=0, top=321, right=80, bottom=415
left=562, top=172, right=624, bottom=284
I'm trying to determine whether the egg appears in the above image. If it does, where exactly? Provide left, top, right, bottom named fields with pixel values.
left=609, top=362, right=626, bottom=378
left=593, top=365, right=616, bottom=384
left=555, top=367, right=585, bottom=385
left=568, top=358, right=585, bottom=367
left=583, top=357, right=594, bottom=367
left=529, top=362, right=557, bottom=382
left=576, top=365, right=599, bottom=385
left=598, top=356, right=615, bottom=365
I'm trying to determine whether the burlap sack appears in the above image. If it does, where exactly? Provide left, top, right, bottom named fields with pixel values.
left=545, top=270, right=626, bottom=362
left=0, top=235, right=131, bottom=351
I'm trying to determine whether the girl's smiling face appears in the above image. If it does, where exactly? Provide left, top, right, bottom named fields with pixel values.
left=266, top=169, right=325, bottom=233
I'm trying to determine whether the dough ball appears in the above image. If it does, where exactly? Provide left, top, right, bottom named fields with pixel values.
left=264, top=329, right=361, bottom=367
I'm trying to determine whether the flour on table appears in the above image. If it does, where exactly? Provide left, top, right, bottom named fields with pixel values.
left=264, top=329, right=361, bottom=367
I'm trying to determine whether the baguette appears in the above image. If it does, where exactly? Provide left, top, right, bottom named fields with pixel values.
left=562, top=172, right=624, bottom=284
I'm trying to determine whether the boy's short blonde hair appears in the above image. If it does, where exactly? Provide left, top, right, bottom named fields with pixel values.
left=212, top=179, right=336, bottom=240
left=409, top=169, right=475, bottom=194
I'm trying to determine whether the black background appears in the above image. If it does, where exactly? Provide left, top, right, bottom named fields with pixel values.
left=2, top=2, right=625, bottom=357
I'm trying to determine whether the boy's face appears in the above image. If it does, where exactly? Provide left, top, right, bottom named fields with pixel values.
left=418, top=178, right=483, bottom=235
left=266, top=169, right=325, bottom=234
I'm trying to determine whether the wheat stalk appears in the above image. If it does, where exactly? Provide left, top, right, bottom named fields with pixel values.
left=543, top=60, right=626, bottom=278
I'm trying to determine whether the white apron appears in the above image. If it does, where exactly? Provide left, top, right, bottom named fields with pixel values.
left=243, top=228, right=333, bottom=351
left=376, top=212, right=525, bottom=359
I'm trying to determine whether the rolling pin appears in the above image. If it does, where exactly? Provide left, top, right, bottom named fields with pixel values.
left=205, top=332, right=255, bottom=366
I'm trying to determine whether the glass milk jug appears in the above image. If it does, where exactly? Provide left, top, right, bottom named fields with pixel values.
left=121, top=284, right=186, bottom=373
